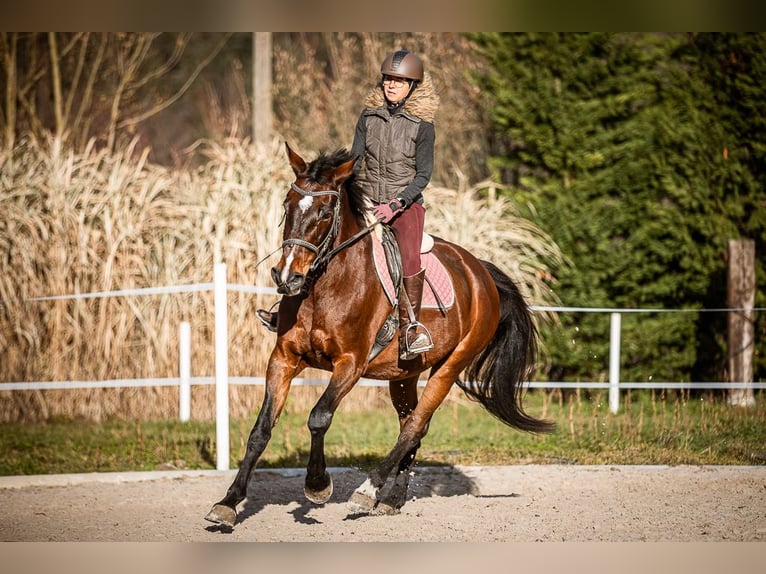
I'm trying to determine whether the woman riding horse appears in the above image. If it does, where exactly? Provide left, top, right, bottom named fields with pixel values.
left=258, top=49, right=438, bottom=360
left=205, top=142, right=553, bottom=528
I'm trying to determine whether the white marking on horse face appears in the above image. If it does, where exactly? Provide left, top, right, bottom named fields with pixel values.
left=281, top=251, right=295, bottom=284
left=298, top=195, right=314, bottom=213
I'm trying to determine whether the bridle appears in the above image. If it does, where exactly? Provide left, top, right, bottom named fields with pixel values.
left=281, top=182, right=341, bottom=274
left=283, top=182, right=377, bottom=275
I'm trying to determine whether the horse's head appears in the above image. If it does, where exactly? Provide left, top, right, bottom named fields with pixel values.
left=271, top=143, right=357, bottom=296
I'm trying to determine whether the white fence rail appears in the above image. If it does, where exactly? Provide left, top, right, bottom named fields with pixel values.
left=4, top=262, right=764, bottom=470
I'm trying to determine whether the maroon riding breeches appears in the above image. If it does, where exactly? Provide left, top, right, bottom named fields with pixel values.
left=391, top=202, right=425, bottom=276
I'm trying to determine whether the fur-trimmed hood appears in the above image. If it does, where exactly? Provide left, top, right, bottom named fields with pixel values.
left=363, top=72, right=440, bottom=123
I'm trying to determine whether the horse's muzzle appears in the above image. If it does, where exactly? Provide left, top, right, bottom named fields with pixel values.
left=271, top=266, right=306, bottom=296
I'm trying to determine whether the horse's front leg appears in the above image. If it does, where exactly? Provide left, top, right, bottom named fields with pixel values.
left=204, top=352, right=298, bottom=528
left=303, top=358, right=365, bottom=504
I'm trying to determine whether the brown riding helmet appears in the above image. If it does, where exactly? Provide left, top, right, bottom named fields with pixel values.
left=380, top=50, right=424, bottom=82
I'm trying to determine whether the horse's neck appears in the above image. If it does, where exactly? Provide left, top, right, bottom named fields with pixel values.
left=314, top=205, right=375, bottom=290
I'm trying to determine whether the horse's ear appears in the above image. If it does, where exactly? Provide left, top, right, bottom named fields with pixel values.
left=285, top=142, right=307, bottom=175
left=332, top=155, right=358, bottom=186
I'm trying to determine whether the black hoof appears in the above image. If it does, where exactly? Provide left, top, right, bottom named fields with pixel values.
left=204, top=504, right=237, bottom=528
left=304, top=472, right=333, bottom=504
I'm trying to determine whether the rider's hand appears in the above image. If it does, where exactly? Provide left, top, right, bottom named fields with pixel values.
left=373, top=199, right=404, bottom=223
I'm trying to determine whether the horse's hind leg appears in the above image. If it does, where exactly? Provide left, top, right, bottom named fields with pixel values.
left=349, top=374, right=449, bottom=514
left=373, top=377, right=425, bottom=515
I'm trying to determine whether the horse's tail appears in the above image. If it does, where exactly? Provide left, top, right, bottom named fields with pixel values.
left=457, top=260, right=555, bottom=434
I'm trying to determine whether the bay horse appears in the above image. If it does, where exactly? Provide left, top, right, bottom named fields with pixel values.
left=205, top=144, right=553, bottom=528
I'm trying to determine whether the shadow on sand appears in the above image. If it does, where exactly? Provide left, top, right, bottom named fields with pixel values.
left=205, top=464, right=504, bottom=532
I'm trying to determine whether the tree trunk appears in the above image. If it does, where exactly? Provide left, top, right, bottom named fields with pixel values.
left=2, top=33, right=18, bottom=150
left=727, top=238, right=756, bottom=407
left=253, top=32, right=273, bottom=145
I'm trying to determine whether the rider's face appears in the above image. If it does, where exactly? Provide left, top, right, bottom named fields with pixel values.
left=382, top=76, right=411, bottom=104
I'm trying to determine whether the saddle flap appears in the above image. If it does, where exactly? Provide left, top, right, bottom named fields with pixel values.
left=371, top=231, right=454, bottom=310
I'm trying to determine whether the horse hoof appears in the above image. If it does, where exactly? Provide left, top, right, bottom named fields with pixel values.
left=304, top=473, right=333, bottom=504
left=347, top=491, right=376, bottom=514
left=347, top=478, right=378, bottom=513
left=204, top=504, right=237, bottom=528
left=370, top=501, right=400, bottom=516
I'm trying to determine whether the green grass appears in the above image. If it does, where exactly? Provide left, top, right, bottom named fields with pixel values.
left=1, top=390, right=764, bottom=476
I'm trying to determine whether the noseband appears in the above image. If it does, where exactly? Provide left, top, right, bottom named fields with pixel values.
left=282, top=182, right=342, bottom=273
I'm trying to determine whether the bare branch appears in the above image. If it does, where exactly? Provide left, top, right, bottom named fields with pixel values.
left=130, top=32, right=192, bottom=91
left=72, top=33, right=107, bottom=150
left=17, top=35, right=48, bottom=107
left=58, top=32, right=84, bottom=59
left=63, top=33, right=89, bottom=129
left=117, top=33, right=231, bottom=130
left=107, top=34, right=154, bottom=150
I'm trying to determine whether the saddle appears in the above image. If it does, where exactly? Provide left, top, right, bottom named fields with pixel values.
left=372, top=226, right=455, bottom=311
left=367, top=225, right=455, bottom=361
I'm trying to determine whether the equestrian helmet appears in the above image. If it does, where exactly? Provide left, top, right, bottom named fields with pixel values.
left=380, top=50, right=424, bottom=82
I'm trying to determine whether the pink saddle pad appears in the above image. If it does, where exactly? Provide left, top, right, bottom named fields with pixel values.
left=371, top=233, right=454, bottom=310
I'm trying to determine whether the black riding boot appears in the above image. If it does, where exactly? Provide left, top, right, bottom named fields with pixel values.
left=256, top=309, right=278, bottom=333
left=398, top=269, right=434, bottom=360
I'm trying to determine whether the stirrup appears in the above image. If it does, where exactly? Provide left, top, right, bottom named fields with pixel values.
left=400, top=322, right=434, bottom=360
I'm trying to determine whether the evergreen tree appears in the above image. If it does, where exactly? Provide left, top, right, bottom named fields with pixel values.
left=678, top=33, right=766, bottom=377
left=471, top=32, right=765, bottom=383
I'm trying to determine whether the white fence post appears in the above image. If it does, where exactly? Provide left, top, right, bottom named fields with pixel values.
left=179, top=321, right=191, bottom=422
left=609, top=312, right=622, bottom=414
left=214, top=263, right=230, bottom=471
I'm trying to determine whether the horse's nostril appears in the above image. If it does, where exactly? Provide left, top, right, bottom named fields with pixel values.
left=271, top=265, right=305, bottom=296
left=271, top=267, right=281, bottom=287
left=289, top=273, right=305, bottom=290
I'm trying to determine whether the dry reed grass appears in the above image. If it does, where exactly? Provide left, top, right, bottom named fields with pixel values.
left=0, top=135, right=560, bottom=422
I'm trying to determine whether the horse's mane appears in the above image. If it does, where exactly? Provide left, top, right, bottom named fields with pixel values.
left=307, top=148, right=369, bottom=225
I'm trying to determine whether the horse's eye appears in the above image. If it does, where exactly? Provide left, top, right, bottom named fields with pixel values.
left=319, top=206, right=333, bottom=220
